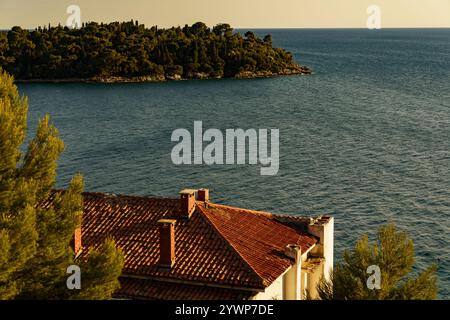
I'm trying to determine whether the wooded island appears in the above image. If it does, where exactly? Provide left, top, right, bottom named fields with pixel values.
left=0, top=21, right=310, bottom=82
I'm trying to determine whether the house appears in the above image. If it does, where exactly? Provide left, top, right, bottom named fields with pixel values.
left=43, top=188, right=334, bottom=300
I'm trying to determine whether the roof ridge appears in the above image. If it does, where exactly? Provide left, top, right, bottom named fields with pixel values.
left=207, top=203, right=306, bottom=234
left=196, top=203, right=269, bottom=287
left=211, top=203, right=316, bottom=236
left=208, top=202, right=275, bottom=219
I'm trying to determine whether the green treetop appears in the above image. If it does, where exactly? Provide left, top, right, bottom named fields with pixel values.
left=317, top=224, right=438, bottom=300
left=0, top=69, right=124, bottom=299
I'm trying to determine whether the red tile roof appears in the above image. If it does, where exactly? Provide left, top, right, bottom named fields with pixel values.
left=197, top=203, right=318, bottom=286
left=41, top=191, right=318, bottom=299
left=117, top=277, right=254, bottom=300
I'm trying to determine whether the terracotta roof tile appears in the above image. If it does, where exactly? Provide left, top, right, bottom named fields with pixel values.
left=40, top=191, right=318, bottom=295
left=116, top=277, right=255, bottom=300
left=197, top=203, right=317, bottom=287
left=41, top=192, right=263, bottom=288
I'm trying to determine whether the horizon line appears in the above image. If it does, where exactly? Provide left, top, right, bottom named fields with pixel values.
left=1, top=25, right=450, bottom=31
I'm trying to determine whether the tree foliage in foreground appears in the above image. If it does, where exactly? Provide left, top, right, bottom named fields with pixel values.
left=317, top=224, right=437, bottom=300
left=0, top=21, right=307, bottom=80
left=0, top=69, right=124, bottom=299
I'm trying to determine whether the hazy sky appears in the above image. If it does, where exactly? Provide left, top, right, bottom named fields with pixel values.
left=1, top=0, right=449, bottom=29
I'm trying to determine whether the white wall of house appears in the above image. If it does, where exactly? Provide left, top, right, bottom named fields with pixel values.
left=306, top=260, right=324, bottom=299
left=251, top=275, right=284, bottom=300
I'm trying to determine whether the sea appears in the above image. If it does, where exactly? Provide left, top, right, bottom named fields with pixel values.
left=17, top=29, right=450, bottom=299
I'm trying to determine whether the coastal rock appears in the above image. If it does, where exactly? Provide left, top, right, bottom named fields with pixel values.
left=91, top=75, right=166, bottom=83
left=166, top=74, right=182, bottom=81
left=234, top=65, right=311, bottom=79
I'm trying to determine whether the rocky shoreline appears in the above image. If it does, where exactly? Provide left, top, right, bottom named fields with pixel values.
left=234, top=65, right=311, bottom=79
left=14, top=65, right=311, bottom=84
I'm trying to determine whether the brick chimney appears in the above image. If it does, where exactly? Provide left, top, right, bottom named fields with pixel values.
left=158, top=219, right=176, bottom=268
left=71, top=225, right=82, bottom=257
left=197, top=188, right=209, bottom=202
left=179, top=189, right=196, bottom=218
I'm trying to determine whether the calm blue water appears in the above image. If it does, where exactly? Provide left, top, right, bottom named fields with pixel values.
left=18, top=29, right=450, bottom=298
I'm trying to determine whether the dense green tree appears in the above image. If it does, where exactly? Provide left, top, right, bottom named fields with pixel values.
left=244, top=31, right=257, bottom=41
left=317, top=224, right=438, bottom=300
left=263, top=34, right=272, bottom=45
left=0, top=21, right=310, bottom=81
left=0, top=69, right=124, bottom=299
left=212, top=23, right=233, bottom=37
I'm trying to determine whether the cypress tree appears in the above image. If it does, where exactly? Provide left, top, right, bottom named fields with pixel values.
left=0, top=69, right=124, bottom=299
